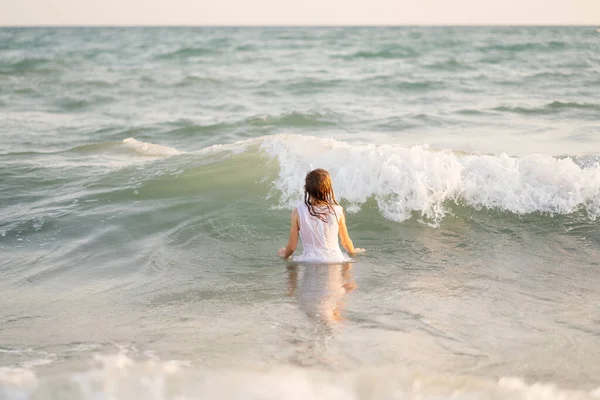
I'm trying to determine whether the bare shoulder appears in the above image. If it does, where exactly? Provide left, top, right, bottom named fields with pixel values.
left=291, top=207, right=299, bottom=223
left=335, top=205, right=345, bottom=220
left=291, top=207, right=301, bottom=229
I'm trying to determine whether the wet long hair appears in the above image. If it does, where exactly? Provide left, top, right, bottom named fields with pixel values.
left=304, top=168, right=339, bottom=222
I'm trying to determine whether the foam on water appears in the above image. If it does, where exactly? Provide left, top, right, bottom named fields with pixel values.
left=122, top=138, right=182, bottom=157
left=259, top=134, right=600, bottom=223
left=1, top=354, right=599, bottom=400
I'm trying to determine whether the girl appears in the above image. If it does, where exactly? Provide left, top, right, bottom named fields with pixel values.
left=278, top=168, right=364, bottom=261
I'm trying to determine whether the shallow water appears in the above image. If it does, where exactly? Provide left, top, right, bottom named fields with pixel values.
left=1, top=27, right=600, bottom=399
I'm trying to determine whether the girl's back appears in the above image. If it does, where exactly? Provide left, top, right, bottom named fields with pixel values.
left=277, top=168, right=363, bottom=261
left=295, top=203, right=346, bottom=263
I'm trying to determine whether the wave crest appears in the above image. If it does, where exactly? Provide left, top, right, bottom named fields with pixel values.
left=495, top=101, right=600, bottom=115
left=122, top=138, right=182, bottom=157
left=260, top=135, right=600, bottom=223
left=342, top=47, right=418, bottom=60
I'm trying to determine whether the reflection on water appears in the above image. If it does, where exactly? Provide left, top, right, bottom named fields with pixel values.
left=287, top=263, right=356, bottom=328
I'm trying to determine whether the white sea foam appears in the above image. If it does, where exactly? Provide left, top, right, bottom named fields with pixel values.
left=0, top=354, right=598, bottom=400
left=121, top=136, right=253, bottom=160
left=122, top=138, right=182, bottom=157
left=260, top=134, right=600, bottom=223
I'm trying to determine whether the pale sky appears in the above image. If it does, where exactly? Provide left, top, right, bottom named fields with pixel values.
left=2, top=0, right=599, bottom=26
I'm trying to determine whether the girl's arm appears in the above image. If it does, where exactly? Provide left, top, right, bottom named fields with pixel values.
left=278, top=208, right=300, bottom=259
left=338, top=209, right=365, bottom=256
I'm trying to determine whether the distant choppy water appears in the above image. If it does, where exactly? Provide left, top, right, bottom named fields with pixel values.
left=1, top=27, right=600, bottom=399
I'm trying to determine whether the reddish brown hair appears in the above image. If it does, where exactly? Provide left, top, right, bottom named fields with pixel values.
left=304, top=168, right=339, bottom=222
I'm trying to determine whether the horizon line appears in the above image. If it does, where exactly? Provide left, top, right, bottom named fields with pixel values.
left=1, top=23, right=599, bottom=28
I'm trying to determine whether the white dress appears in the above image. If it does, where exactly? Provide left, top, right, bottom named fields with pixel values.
left=293, top=202, right=350, bottom=263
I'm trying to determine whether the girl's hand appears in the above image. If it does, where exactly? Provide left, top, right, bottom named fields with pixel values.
left=351, top=248, right=366, bottom=256
left=277, top=248, right=287, bottom=257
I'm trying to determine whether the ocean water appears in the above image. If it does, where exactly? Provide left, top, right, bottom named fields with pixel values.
left=1, top=26, right=600, bottom=399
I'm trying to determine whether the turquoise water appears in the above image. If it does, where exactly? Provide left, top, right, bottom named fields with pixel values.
left=1, top=27, right=600, bottom=399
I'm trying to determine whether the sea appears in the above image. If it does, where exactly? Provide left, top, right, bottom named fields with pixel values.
left=1, top=26, right=600, bottom=399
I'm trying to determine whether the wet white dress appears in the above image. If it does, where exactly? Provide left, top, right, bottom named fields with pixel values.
left=293, top=202, right=350, bottom=263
